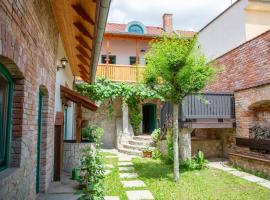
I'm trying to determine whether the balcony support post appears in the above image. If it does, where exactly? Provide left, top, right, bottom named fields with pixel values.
left=179, top=128, right=193, bottom=160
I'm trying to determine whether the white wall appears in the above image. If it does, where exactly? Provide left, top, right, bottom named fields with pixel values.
left=198, top=0, right=248, bottom=59
left=100, top=38, right=149, bottom=65
left=54, top=36, right=75, bottom=140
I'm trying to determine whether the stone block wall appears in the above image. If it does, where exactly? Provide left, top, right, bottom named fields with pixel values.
left=63, top=142, right=95, bottom=173
left=0, top=0, right=59, bottom=199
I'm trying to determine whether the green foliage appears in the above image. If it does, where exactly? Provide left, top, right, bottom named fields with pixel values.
left=144, top=34, right=215, bottom=103
left=165, top=130, right=174, bottom=164
left=180, top=151, right=208, bottom=171
left=76, top=78, right=162, bottom=134
left=152, top=149, right=162, bottom=160
left=82, top=125, right=104, bottom=146
left=151, top=128, right=161, bottom=143
left=78, top=148, right=105, bottom=200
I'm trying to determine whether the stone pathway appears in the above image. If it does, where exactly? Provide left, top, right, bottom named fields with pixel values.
left=208, top=160, right=270, bottom=189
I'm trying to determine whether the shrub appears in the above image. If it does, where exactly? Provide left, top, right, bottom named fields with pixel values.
left=152, top=149, right=162, bottom=160
left=78, top=147, right=105, bottom=200
left=82, top=125, right=104, bottom=146
left=180, top=150, right=208, bottom=171
left=151, top=128, right=161, bottom=143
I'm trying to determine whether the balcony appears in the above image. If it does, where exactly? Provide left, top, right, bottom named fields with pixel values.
left=160, top=93, right=236, bottom=129
left=96, top=64, right=145, bottom=82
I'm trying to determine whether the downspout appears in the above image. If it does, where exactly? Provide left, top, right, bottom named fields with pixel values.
left=90, top=0, right=111, bottom=83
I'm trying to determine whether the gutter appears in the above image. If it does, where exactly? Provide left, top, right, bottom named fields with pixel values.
left=90, top=0, right=111, bottom=83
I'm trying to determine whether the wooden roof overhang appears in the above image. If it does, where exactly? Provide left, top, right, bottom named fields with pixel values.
left=60, top=85, right=98, bottom=111
left=52, top=0, right=98, bottom=83
left=104, top=32, right=160, bottom=41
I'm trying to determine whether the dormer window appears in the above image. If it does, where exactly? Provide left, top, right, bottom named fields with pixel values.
left=126, top=21, right=147, bottom=35
left=128, top=24, right=144, bottom=34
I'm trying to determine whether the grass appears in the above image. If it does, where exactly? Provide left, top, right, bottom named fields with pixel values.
left=103, top=153, right=270, bottom=200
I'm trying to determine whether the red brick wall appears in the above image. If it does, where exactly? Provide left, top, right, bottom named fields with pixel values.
left=205, top=30, right=270, bottom=93
left=0, top=0, right=58, bottom=198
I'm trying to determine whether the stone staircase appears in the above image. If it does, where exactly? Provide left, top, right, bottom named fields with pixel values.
left=118, top=135, right=153, bottom=156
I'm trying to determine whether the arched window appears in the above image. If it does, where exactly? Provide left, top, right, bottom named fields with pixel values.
left=128, top=24, right=144, bottom=34
left=0, top=63, right=13, bottom=171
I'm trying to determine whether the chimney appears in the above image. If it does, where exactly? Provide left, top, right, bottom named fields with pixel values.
left=163, top=13, right=173, bottom=33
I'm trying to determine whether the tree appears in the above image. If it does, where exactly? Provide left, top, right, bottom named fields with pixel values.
left=144, top=35, right=215, bottom=182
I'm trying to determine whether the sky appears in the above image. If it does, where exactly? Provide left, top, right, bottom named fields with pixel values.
left=108, top=0, right=238, bottom=31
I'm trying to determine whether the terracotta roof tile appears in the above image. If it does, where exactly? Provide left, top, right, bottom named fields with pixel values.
left=176, top=30, right=197, bottom=37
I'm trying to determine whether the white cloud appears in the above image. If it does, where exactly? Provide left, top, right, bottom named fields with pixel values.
left=108, top=0, right=238, bottom=31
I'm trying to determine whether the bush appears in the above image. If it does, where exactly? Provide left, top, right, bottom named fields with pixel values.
left=151, top=128, right=161, bottom=143
left=152, top=149, right=162, bottom=160
left=82, top=125, right=104, bottom=145
left=78, top=148, right=105, bottom=200
left=180, top=151, right=208, bottom=171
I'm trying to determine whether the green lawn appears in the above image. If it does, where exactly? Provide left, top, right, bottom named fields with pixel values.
left=103, top=154, right=270, bottom=200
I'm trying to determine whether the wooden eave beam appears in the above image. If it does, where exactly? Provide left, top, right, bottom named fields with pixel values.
left=74, top=22, right=93, bottom=39
left=75, top=36, right=92, bottom=51
left=78, top=64, right=89, bottom=73
left=76, top=46, right=90, bottom=60
left=77, top=54, right=90, bottom=66
left=72, top=4, right=95, bottom=25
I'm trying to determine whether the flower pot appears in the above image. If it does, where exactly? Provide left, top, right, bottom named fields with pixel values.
left=143, top=151, right=152, bottom=158
left=72, top=168, right=81, bottom=180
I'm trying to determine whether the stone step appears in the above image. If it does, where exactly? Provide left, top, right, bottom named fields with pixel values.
left=133, top=135, right=152, bottom=141
left=123, top=143, right=145, bottom=151
left=118, top=147, right=142, bottom=157
left=128, top=140, right=152, bottom=147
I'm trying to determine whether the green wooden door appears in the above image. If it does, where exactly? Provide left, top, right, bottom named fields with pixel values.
left=143, top=104, right=157, bottom=134
left=36, top=90, right=43, bottom=193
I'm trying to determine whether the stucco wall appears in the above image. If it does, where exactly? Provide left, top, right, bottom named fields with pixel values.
left=198, top=0, right=248, bottom=59
left=100, top=38, right=149, bottom=65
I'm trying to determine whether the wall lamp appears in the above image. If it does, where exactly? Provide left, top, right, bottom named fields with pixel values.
left=57, top=57, right=68, bottom=71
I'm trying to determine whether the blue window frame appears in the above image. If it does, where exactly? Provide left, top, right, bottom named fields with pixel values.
left=0, top=63, right=13, bottom=171
left=128, top=24, right=144, bottom=34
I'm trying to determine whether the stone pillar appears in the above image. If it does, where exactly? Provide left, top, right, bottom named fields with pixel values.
left=179, top=128, right=193, bottom=160
left=122, top=102, right=129, bottom=134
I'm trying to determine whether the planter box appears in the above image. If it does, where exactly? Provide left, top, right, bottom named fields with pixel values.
left=236, top=137, right=270, bottom=151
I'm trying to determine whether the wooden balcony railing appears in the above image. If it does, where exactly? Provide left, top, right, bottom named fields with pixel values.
left=96, top=64, right=145, bottom=82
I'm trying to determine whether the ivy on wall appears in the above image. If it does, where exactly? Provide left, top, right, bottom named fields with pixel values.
left=75, top=78, right=163, bottom=134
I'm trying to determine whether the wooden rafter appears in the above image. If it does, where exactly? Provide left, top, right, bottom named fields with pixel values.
left=77, top=54, right=90, bottom=66
left=72, top=4, right=95, bottom=25
left=76, top=46, right=91, bottom=60
left=74, top=22, right=93, bottom=39
left=75, top=36, right=92, bottom=51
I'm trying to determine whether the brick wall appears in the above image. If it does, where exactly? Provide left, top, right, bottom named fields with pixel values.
left=0, top=0, right=58, bottom=199
left=206, top=30, right=270, bottom=93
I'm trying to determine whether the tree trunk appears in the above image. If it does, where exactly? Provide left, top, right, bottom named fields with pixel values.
left=179, top=128, right=192, bottom=160
left=173, top=103, right=179, bottom=182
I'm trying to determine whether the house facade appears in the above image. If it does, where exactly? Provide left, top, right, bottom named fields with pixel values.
left=198, top=0, right=270, bottom=59
left=0, top=0, right=110, bottom=199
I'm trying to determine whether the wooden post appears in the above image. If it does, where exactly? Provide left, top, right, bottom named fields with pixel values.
left=136, top=40, right=139, bottom=82
left=76, top=103, right=82, bottom=143
left=105, top=39, right=110, bottom=78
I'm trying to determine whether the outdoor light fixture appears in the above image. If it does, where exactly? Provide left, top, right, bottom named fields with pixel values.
left=57, top=57, right=68, bottom=71
left=140, top=49, right=145, bottom=53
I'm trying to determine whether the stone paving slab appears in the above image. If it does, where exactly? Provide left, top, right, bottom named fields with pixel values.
left=106, top=156, right=118, bottom=158
left=258, top=181, right=270, bottom=189
left=228, top=170, right=249, bottom=177
left=119, top=167, right=135, bottom=172
left=121, top=180, right=146, bottom=188
left=105, top=170, right=111, bottom=175
left=119, top=157, right=132, bottom=162
left=241, top=175, right=267, bottom=183
left=118, top=162, right=133, bottom=166
left=38, top=194, right=80, bottom=200
left=208, top=162, right=236, bottom=172
left=119, top=173, right=138, bottom=179
left=105, top=164, right=114, bottom=169
left=104, top=196, right=120, bottom=200
left=126, top=190, right=154, bottom=200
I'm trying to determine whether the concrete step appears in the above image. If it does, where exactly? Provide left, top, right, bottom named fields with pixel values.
left=123, top=143, right=145, bottom=151
left=118, top=147, right=142, bottom=157
left=129, top=140, right=152, bottom=146
left=133, top=135, right=152, bottom=141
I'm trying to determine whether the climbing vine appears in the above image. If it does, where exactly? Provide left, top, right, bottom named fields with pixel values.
left=75, top=78, right=163, bottom=134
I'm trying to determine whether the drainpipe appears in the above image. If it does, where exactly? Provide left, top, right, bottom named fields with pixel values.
left=90, top=0, right=111, bottom=83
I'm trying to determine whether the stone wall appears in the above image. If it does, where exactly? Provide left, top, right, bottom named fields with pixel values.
left=63, top=142, right=95, bottom=173
left=0, top=0, right=59, bottom=199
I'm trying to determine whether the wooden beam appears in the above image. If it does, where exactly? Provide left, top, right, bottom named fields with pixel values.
left=74, top=22, right=93, bottom=39
left=76, top=46, right=90, bottom=60
left=76, top=103, right=82, bottom=143
left=77, top=54, right=90, bottom=66
left=72, top=4, right=95, bottom=25
left=75, top=36, right=92, bottom=51
left=78, top=64, right=89, bottom=73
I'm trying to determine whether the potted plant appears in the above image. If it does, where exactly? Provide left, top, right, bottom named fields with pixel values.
left=142, top=147, right=153, bottom=158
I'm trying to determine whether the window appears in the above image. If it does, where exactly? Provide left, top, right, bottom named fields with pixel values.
left=101, top=55, right=116, bottom=64
left=129, top=56, right=137, bottom=65
left=128, top=24, right=144, bottom=34
left=0, top=63, right=13, bottom=171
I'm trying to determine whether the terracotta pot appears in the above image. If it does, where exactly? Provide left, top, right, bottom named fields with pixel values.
left=143, top=151, right=152, bottom=158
